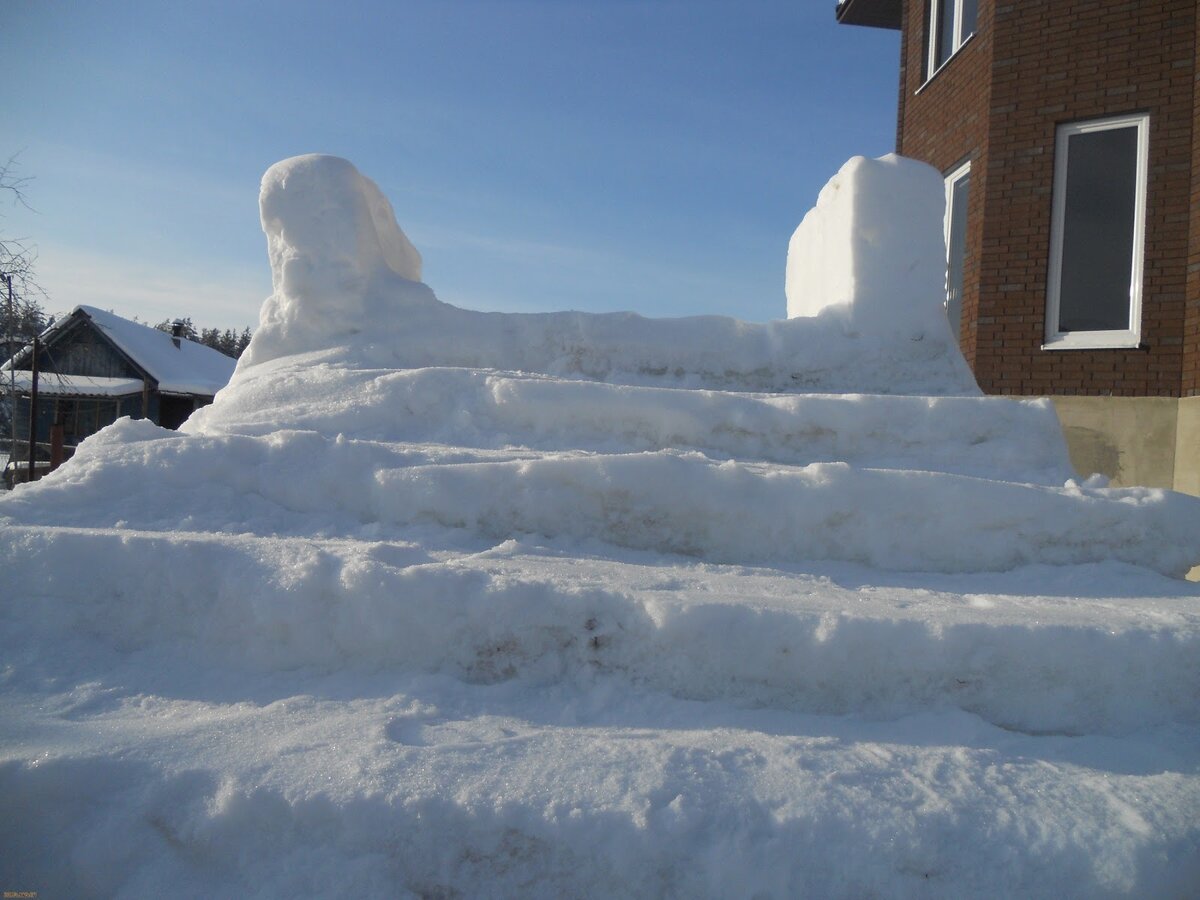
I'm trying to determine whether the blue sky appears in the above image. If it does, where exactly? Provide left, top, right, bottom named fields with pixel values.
left=5, top=1, right=899, bottom=330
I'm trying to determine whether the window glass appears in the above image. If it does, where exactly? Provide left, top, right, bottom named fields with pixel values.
left=929, top=0, right=976, bottom=75
left=960, top=0, right=978, bottom=40
left=935, top=0, right=956, bottom=69
left=1056, top=127, right=1138, bottom=333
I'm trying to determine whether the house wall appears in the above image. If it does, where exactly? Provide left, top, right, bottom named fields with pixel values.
left=977, top=0, right=1196, bottom=397
left=1047, top=396, right=1200, bottom=502
left=1176, top=396, right=1200, bottom=494
left=1186, top=16, right=1200, bottom=397
left=895, top=0, right=1198, bottom=398
left=37, top=319, right=144, bottom=382
left=12, top=393, right=143, bottom=463
left=896, top=0, right=993, bottom=370
left=1051, top=396, right=1179, bottom=490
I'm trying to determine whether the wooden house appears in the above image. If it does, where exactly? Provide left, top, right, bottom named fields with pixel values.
left=3, top=306, right=237, bottom=481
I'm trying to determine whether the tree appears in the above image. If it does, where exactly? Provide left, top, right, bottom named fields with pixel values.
left=2, top=154, right=49, bottom=457
left=153, top=317, right=199, bottom=342
left=154, top=318, right=253, bottom=359
left=1, top=154, right=49, bottom=342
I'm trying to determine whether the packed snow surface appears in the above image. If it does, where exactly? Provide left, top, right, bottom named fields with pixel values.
left=2, top=154, right=1198, bottom=898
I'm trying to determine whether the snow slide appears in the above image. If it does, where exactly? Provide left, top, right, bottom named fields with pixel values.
left=1, top=154, right=1198, bottom=898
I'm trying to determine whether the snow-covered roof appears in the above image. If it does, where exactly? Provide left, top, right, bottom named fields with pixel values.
left=9, top=373, right=145, bottom=398
left=72, top=306, right=237, bottom=396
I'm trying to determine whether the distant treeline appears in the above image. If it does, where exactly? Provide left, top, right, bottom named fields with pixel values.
left=154, top=318, right=253, bottom=359
left=0, top=294, right=254, bottom=362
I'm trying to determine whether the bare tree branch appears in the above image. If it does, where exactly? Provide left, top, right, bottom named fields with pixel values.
left=0, top=153, right=49, bottom=310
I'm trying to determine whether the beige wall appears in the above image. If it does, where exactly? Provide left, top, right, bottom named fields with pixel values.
left=1049, top=395, right=1199, bottom=582
left=1175, top=397, right=1200, bottom=497
left=1050, top=397, right=1181, bottom=490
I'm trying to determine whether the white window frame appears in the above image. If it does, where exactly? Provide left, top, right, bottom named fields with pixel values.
left=943, top=160, right=971, bottom=342
left=926, top=0, right=976, bottom=80
left=1043, top=113, right=1149, bottom=350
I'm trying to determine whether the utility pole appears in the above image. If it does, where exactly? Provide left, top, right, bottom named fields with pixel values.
left=27, top=334, right=38, bottom=483
left=1, top=272, right=13, bottom=475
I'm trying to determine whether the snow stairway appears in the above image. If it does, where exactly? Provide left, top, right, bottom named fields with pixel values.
left=3, top=522, right=1198, bottom=738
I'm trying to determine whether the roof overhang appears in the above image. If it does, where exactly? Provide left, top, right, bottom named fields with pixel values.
left=9, top=373, right=145, bottom=398
left=835, top=0, right=902, bottom=29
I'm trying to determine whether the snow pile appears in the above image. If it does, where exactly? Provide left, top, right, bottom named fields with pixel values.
left=1, top=154, right=1198, bottom=898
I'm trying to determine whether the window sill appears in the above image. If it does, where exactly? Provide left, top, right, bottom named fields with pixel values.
left=915, top=32, right=977, bottom=95
left=1042, top=332, right=1143, bottom=351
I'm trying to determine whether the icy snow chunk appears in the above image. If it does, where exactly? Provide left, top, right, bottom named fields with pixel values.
left=786, top=154, right=953, bottom=344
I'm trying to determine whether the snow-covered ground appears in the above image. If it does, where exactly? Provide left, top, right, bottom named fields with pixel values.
left=2, top=154, right=1198, bottom=898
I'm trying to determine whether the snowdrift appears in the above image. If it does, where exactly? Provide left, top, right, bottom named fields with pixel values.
left=1, top=154, right=1198, bottom=898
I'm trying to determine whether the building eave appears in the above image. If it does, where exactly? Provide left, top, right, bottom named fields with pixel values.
left=835, top=0, right=902, bottom=30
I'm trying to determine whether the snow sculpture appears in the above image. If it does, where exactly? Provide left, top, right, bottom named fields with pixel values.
left=234, top=153, right=977, bottom=395
left=244, top=154, right=437, bottom=367
left=785, top=154, right=953, bottom=343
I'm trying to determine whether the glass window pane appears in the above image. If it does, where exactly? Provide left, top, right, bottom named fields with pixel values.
left=935, top=0, right=955, bottom=68
left=960, top=0, right=978, bottom=40
left=1057, top=127, right=1138, bottom=333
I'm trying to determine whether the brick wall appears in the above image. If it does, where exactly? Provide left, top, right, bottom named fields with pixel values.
left=1186, top=13, right=1200, bottom=396
left=897, top=0, right=993, bottom=370
left=896, top=0, right=1198, bottom=397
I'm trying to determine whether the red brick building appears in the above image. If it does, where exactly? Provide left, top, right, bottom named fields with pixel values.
left=837, top=0, right=1200, bottom=494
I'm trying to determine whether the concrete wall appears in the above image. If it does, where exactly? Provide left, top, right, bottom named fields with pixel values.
left=1176, top=396, right=1200, bottom=496
left=1050, top=395, right=1199, bottom=580
left=1051, top=396, right=1180, bottom=489
left=1051, top=395, right=1198, bottom=580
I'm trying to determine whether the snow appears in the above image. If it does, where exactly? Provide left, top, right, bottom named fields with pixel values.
left=72, top=305, right=237, bottom=396
left=1, top=154, right=1198, bottom=898
left=0, top=305, right=241, bottom=397
left=786, top=154, right=954, bottom=348
left=241, top=153, right=978, bottom=395
left=8, top=373, right=144, bottom=397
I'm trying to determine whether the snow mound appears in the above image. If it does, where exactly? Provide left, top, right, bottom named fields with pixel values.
left=2, top=154, right=1199, bottom=897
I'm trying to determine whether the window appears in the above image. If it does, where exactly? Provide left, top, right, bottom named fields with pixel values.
left=1044, top=114, right=1149, bottom=349
left=928, top=0, right=977, bottom=75
left=943, top=161, right=971, bottom=345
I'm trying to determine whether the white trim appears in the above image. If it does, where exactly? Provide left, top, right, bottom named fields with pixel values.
left=1041, top=333, right=1143, bottom=351
left=916, top=33, right=976, bottom=93
left=1044, top=113, right=1149, bottom=349
left=943, top=160, right=971, bottom=343
left=943, top=161, right=971, bottom=250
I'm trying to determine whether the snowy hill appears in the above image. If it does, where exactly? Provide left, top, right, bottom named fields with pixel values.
left=1, top=154, right=1198, bottom=898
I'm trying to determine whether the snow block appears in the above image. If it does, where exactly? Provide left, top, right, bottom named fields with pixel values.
left=786, top=154, right=952, bottom=343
